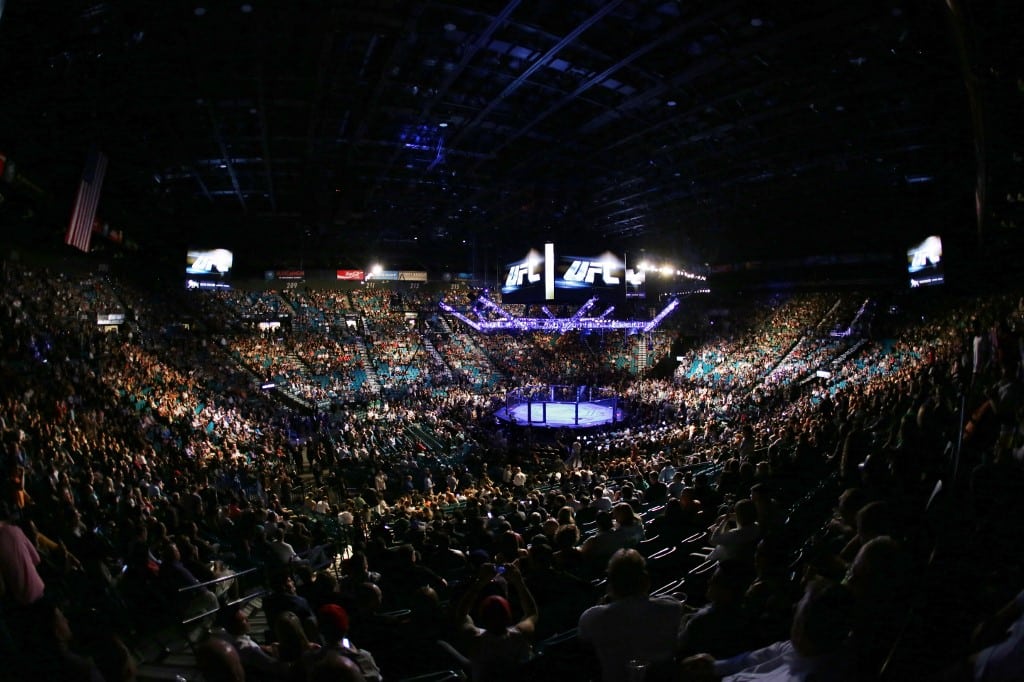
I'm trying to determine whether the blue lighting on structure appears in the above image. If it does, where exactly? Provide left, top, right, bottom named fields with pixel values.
left=397, top=124, right=447, bottom=169
left=439, top=295, right=680, bottom=335
left=476, top=295, right=515, bottom=321
left=438, top=300, right=482, bottom=331
left=642, top=298, right=680, bottom=333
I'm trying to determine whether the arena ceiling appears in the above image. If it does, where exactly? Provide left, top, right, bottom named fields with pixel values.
left=0, top=1, right=1019, bottom=275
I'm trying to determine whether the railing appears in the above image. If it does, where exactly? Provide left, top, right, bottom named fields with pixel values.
left=178, top=566, right=263, bottom=627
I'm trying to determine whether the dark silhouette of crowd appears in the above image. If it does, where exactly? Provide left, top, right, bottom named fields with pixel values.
left=1, top=260, right=1023, bottom=682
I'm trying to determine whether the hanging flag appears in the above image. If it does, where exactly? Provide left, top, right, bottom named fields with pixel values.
left=65, top=149, right=107, bottom=252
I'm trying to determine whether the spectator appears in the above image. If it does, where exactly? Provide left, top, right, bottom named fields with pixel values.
left=581, top=510, right=625, bottom=572
left=159, top=541, right=220, bottom=626
left=964, top=587, right=1024, bottom=682
left=219, top=603, right=288, bottom=680
left=274, top=610, right=321, bottom=665
left=302, top=604, right=382, bottom=682
left=612, top=502, right=645, bottom=548
left=455, top=562, right=540, bottom=681
left=679, top=578, right=856, bottom=682
left=264, top=573, right=318, bottom=640
left=678, top=559, right=755, bottom=659
left=0, top=501, right=45, bottom=607
left=16, top=599, right=106, bottom=681
left=578, top=549, right=686, bottom=682
left=708, top=498, right=761, bottom=566
left=195, top=636, right=246, bottom=682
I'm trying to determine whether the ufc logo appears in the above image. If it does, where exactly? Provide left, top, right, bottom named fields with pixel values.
left=564, top=260, right=619, bottom=285
left=506, top=262, right=542, bottom=287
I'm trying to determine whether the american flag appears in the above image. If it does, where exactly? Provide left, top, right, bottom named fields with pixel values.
left=65, top=150, right=107, bottom=252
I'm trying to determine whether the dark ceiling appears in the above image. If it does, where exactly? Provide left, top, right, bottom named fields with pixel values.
left=0, top=1, right=1018, bottom=276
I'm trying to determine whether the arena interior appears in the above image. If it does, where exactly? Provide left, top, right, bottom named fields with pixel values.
left=1, top=3, right=1024, bottom=682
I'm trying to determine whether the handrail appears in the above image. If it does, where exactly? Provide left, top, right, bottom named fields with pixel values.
left=179, top=604, right=225, bottom=627
left=179, top=566, right=260, bottom=593
left=536, top=627, right=580, bottom=653
left=224, top=588, right=269, bottom=610
left=180, top=575, right=268, bottom=627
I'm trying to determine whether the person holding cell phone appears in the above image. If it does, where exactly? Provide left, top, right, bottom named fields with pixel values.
left=453, top=561, right=540, bottom=682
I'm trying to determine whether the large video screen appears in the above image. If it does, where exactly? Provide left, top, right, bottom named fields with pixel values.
left=501, top=244, right=627, bottom=303
left=186, top=248, right=233, bottom=276
left=556, top=251, right=625, bottom=302
left=907, top=235, right=943, bottom=288
left=501, top=247, right=549, bottom=303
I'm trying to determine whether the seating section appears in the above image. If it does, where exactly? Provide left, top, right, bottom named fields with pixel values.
left=0, top=264, right=1020, bottom=682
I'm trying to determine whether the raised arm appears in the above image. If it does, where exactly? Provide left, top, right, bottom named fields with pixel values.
left=455, top=562, right=497, bottom=631
left=504, top=562, right=539, bottom=636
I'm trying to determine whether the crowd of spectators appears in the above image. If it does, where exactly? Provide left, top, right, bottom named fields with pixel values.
left=428, top=331, right=500, bottom=392
left=1, top=262, right=1023, bottom=682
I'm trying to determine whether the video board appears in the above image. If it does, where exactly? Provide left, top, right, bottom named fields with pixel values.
left=907, top=235, right=944, bottom=288
left=501, top=243, right=633, bottom=303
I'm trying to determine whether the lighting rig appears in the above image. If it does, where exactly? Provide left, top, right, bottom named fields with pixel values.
left=438, top=295, right=680, bottom=335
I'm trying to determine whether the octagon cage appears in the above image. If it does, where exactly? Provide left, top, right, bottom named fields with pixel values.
left=494, top=384, right=624, bottom=429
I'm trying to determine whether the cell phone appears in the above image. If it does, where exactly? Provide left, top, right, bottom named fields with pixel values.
left=495, top=564, right=506, bottom=575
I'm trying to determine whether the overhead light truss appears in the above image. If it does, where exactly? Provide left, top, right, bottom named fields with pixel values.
left=438, top=294, right=680, bottom=335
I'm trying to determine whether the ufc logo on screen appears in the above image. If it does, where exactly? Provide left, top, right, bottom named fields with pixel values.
left=563, top=260, right=620, bottom=285
left=505, top=262, right=542, bottom=287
